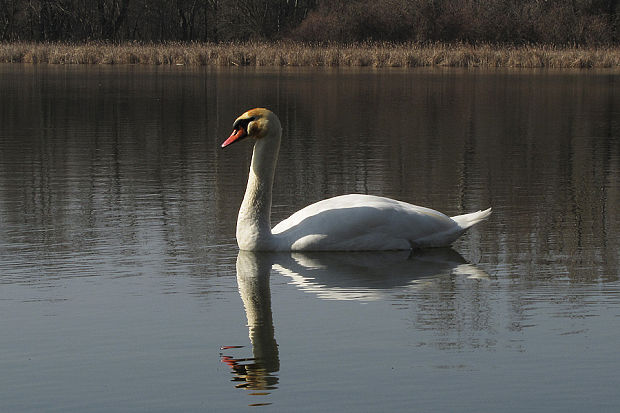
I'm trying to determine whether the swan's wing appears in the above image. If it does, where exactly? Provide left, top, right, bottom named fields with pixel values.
left=271, top=194, right=461, bottom=250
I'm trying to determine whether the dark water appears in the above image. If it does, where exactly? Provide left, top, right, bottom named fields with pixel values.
left=1, top=64, right=619, bottom=412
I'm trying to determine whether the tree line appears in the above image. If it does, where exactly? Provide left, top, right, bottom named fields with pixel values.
left=1, top=0, right=619, bottom=45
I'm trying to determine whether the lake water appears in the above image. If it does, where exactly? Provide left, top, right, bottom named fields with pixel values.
left=1, top=64, right=619, bottom=412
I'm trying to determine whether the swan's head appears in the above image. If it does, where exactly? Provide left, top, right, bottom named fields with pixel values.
left=221, top=108, right=280, bottom=148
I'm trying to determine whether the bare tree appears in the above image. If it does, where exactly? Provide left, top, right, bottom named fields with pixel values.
left=97, top=0, right=130, bottom=40
left=0, top=0, right=21, bottom=40
left=176, top=0, right=199, bottom=40
left=0, top=0, right=617, bottom=44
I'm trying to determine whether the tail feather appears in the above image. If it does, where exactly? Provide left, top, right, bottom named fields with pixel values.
left=451, top=207, right=492, bottom=230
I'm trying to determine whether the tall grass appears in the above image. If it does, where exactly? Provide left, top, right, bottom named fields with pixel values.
left=1, top=41, right=620, bottom=68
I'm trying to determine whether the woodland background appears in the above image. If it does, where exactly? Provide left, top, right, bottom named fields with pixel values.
left=1, top=0, right=619, bottom=45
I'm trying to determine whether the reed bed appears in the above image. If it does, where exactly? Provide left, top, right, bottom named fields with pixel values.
left=2, top=41, right=620, bottom=68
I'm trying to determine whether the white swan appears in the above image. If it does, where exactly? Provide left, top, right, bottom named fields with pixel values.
left=222, top=108, right=491, bottom=251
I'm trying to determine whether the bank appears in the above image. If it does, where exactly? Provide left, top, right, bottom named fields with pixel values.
left=1, top=41, right=620, bottom=68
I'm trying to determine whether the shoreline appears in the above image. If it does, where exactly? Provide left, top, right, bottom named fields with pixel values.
left=2, top=42, right=620, bottom=69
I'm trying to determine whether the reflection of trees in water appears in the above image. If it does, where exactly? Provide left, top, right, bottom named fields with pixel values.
left=0, top=68, right=617, bottom=285
left=278, top=73, right=619, bottom=283
left=410, top=274, right=498, bottom=350
left=216, top=71, right=618, bottom=283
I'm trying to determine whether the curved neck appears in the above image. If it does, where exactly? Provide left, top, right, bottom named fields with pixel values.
left=236, top=125, right=281, bottom=250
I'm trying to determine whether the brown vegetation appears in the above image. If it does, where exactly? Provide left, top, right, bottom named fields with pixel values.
left=2, top=41, right=620, bottom=68
left=0, top=1, right=618, bottom=46
left=293, top=0, right=620, bottom=45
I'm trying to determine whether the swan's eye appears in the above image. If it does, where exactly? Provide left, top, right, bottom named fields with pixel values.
left=232, top=116, right=256, bottom=133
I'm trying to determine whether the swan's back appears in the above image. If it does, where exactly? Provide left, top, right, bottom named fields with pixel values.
left=271, top=194, right=490, bottom=251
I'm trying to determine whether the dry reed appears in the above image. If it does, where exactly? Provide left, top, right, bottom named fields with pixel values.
left=1, top=41, right=620, bottom=68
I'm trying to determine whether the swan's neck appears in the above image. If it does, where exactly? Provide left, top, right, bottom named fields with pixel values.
left=237, top=128, right=281, bottom=250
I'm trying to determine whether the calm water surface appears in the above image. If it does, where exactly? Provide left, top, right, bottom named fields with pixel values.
left=1, top=64, right=619, bottom=412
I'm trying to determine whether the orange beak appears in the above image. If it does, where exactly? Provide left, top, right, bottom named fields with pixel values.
left=221, top=127, right=247, bottom=148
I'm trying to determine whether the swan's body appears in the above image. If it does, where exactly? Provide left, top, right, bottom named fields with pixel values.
left=222, top=108, right=491, bottom=251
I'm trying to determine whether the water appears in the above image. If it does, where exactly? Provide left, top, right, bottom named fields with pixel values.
left=1, top=64, right=619, bottom=412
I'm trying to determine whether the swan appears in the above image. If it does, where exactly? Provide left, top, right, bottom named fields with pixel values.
left=221, top=108, right=491, bottom=251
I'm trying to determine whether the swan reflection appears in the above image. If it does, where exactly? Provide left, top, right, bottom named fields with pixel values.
left=222, top=249, right=489, bottom=404
left=274, top=249, right=490, bottom=301
left=220, top=251, right=280, bottom=406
